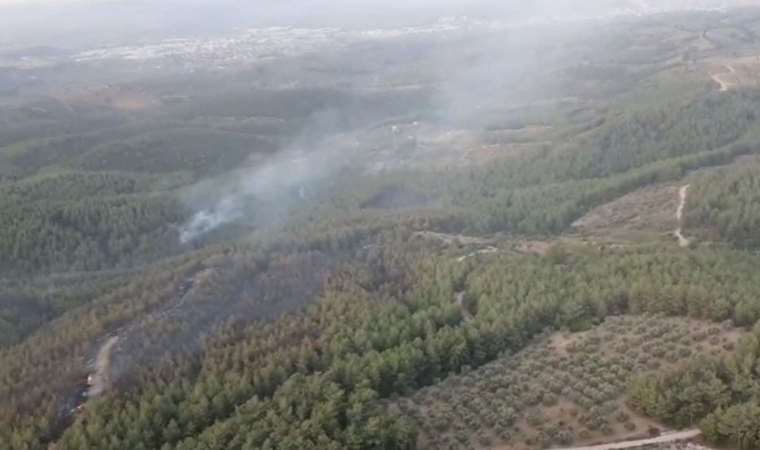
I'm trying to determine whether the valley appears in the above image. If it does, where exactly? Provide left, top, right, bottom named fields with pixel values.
left=3, top=3, right=760, bottom=450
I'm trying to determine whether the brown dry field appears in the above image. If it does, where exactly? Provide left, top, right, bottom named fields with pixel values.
left=572, top=184, right=680, bottom=242
left=707, top=56, right=760, bottom=92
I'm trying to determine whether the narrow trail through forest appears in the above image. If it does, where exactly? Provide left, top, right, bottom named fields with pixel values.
left=548, top=429, right=701, bottom=450
left=711, top=64, right=736, bottom=92
left=674, top=185, right=691, bottom=248
left=62, top=276, right=197, bottom=418
left=86, top=336, right=119, bottom=398
left=456, top=246, right=499, bottom=262
left=454, top=291, right=473, bottom=322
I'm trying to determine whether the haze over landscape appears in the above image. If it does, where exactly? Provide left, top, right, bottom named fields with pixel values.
left=4, top=1, right=760, bottom=450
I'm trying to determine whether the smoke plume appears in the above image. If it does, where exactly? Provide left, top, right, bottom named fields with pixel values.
left=179, top=140, right=353, bottom=242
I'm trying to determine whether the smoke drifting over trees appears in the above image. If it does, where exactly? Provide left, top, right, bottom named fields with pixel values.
left=179, top=145, right=350, bottom=242
left=5, top=1, right=760, bottom=450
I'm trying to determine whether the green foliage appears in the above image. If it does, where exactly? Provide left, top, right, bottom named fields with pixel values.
left=628, top=357, right=732, bottom=427
left=9, top=243, right=754, bottom=449
left=447, top=94, right=760, bottom=234
left=74, top=128, right=275, bottom=177
left=701, top=402, right=760, bottom=450
left=0, top=193, right=188, bottom=274
left=6, top=22, right=760, bottom=450
left=687, top=160, right=760, bottom=247
left=629, top=323, right=760, bottom=448
left=0, top=171, right=154, bottom=203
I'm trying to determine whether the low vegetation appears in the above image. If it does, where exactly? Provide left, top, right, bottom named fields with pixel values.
left=5, top=7, right=760, bottom=450
left=629, top=323, right=760, bottom=450
left=392, top=315, right=741, bottom=450
left=686, top=158, right=760, bottom=247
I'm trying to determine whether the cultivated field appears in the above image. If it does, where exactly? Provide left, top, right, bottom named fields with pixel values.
left=389, top=315, right=742, bottom=450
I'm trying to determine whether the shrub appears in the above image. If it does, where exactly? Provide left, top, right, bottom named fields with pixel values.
left=542, top=394, right=558, bottom=407
left=556, top=429, right=575, bottom=446
left=527, top=410, right=546, bottom=427
left=616, top=410, right=631, bottom=423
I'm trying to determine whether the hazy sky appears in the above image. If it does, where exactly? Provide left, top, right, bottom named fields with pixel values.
left=0, top=0, right=534, bottom=48
left=1, top=0, right=755, bottom=49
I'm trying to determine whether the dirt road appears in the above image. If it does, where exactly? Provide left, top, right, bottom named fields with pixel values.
left=457, top=246, right=499, bottom=262
left=414, top=231, right=492, bottom=246
left=454, top=291, right=474, bottom=321
left=87, top=336, right=119, bottom=397
left=674, top=185, right=690, bottom=248
left=549, top=429, right=701, bottom=450
left=711, top=64, right=736, bottom=92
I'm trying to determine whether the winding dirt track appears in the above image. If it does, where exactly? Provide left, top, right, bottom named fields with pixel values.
left=711, top=64, right=736, bottom=92
left=457, top=246, right=499, bottom=262
left=549, top=429, right=701, bottom=450
left=87, top=336, right=119, bottom=397
left=454, top=291, right=474, bottom=321
left=674, top=185, right=690, bottom=248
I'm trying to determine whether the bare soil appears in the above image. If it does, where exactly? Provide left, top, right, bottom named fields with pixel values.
left=545, top=430, right=701, bottom=450
left=674, top=185, right=691, bottom=248
left=634, top=442, right=714, bottom=450
left=513, top=240, right=553, bottom=256
left=414, top=231, right=494, bottom=246
left=707, top=57, right=760, bottom=92
left=86, top=336, right=118, bottom=398
left=572, top=184, right=680, bottom=241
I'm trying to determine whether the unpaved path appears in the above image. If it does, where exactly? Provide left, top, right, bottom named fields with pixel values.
left=549, top=429, right=701, bottom=450
left=457, top=246, right=499, bottom=262
left=713, top=73, right=730, bottom=92
left=413, top=231, right=499, bottom=262
left=711, top=64, right=736, bottom=92
left=87, top=336, right=119, bottom=397
left=674, top=185, right=691, bottom=248
left=454, top=291, right=474, bottom=321
left=414, top=231, right=492, bottom=246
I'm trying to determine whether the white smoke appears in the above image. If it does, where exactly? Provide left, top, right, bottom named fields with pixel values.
left=179, top=196, right=243, bottom=243
left=179, top=139, right=354, bottom=243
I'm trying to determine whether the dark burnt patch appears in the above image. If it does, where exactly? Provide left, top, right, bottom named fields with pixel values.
left=361, top=187, right=431, bottom=210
